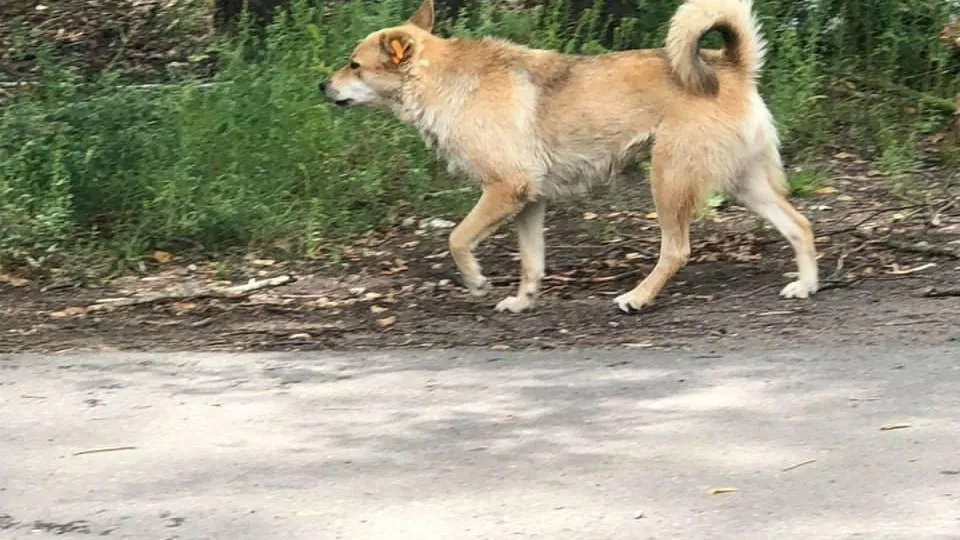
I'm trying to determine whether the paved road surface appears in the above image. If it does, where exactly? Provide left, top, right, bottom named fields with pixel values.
left=2, top=346, right=959, bottom=539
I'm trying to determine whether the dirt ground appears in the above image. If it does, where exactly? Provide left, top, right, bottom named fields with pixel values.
left=0, top=0, right=214, bottom=83
left=2, top=154, right=957, bottom=354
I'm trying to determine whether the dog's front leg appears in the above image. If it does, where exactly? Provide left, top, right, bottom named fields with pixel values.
left=448, top=182, right=525, bottom=298
left=495, top=199, right=546, bottom=313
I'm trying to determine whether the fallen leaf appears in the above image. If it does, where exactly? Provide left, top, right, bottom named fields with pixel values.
left=308, top=298, right=342, bottom=309
left=833, top=152, right=855, bottom=160
left=836, top=194, right=853, bottom=202
left=0, top=273, right=29, bottom=287
left=814, top=186, right=838, bottom=195
left=583, top=212, right=598, bottom=221
left=370, top=305, right=388, bottom=314
left=289, top=333, right=311, bottom=340
left=251, top=259, right=276, bottom=267
left=645, top=211, right=658, bottom=219
left=50, top=306, right=86, bottom=318
left=880, top=423, right=912, bottom=431
left=171, top=301, right=197, bottom=314
left=420, top=218, right=456, bottom=230
left=377, top=316, right=396, bottom=327
left=490, top=344, right=511, bottom=350
left=625, top=252, right=643, bottom=260
left=152, top=250, right=172, bottom=264
left=706, top=487, right=738, bottom=495
left=931, top=224, right=960, bottom=236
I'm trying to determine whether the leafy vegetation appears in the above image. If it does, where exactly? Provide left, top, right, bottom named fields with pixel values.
left=1, top=0, right=957, bottom=271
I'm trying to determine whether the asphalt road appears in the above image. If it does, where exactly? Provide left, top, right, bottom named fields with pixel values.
left=2, top=346, right=959, bottom=539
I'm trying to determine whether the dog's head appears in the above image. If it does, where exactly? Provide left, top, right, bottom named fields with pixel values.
left=319, top=0, right=434, bottom=109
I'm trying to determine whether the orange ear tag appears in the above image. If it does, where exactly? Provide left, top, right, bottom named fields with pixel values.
left=390, top=40, right=405, bottom=64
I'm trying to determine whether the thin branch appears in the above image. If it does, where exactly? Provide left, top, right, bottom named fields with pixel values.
left=85, top=275, right=294, bottom=312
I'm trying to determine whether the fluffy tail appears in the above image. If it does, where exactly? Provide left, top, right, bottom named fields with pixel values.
left=665, top=0, right=766, bottom=96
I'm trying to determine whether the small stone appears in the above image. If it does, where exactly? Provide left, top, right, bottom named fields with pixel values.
left=419, top=218, right=456, bottom=230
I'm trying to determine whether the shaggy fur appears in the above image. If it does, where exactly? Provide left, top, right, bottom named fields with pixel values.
left=321, top=0, right=819, bottom=313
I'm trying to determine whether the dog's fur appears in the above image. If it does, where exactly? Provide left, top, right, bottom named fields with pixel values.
left=321, top=0, right=819, bottom=313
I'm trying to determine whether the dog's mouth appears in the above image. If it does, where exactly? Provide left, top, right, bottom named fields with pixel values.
left=333, top=98, right=354, bottom=108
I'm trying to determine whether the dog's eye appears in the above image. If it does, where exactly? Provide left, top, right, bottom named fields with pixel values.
left=349, top=61, right=360, bottom=70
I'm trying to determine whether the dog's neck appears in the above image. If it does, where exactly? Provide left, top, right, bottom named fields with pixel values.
left=391, top=37, right=480, bottom=169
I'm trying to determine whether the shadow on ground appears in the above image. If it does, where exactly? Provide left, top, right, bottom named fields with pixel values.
left=2, top=347, right=958, bottom=538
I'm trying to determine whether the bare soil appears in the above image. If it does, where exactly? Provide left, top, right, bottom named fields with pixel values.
left=2, top=155, right=957, bottom=354
left=0, top=0, right=214, bottom=83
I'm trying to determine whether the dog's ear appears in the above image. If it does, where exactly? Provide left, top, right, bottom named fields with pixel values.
left=380, top=30, right=416, bottom=67
left=407, top=0, right=434, bottom=33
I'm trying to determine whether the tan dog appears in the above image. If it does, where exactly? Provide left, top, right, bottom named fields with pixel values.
left=321, top=0, right=819, bottom=313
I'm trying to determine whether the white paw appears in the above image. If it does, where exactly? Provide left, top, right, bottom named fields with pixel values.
left=779, top=280, right=818, bottom=299
left=495, top=295, right=533, bottom=313
left=467, top=277, right=491, bottom=297
left=613, top=292, right=651, bottom=313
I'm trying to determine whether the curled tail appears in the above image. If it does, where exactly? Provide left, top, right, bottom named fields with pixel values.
left=665, top=0, right=766, bottom=95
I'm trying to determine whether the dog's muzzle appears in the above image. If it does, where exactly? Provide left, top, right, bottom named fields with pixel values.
left=318, top=79, right=354, bottom=108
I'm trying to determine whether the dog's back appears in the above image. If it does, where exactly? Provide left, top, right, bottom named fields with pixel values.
left=402, top=0, right=774, bottom=200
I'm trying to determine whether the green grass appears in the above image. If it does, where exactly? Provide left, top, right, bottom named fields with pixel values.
left=788, top=164, right=830, bottom=198
left=0, top=0, right=957, bottom=272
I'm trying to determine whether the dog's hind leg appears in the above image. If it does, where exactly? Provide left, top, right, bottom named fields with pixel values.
left=614, top=152, right=698, bottom=313
left=734, top=155, right=819, bottom=298
left=449, top=182, right=527, bottom=297
left=495, top=199, right=547, bottom=313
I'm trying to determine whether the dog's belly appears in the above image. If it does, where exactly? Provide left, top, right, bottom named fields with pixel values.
left=535, top=133, right=651, bottom=199
left=536, top=155, right=618, bottom=198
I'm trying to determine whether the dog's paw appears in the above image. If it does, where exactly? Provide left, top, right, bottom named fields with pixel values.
left=613, top=292, right=651, bottom=314
left=467, top=277, right=491, bottom=298
left=779, top=280, right=818, bottom=299
left=495, top=295, right=533, bottom=313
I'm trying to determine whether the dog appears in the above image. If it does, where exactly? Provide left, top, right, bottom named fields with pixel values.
left=320, top=0, right=819, bottom=313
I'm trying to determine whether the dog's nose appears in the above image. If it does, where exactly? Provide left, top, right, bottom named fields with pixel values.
left=318, top=79, right=329, bottom=94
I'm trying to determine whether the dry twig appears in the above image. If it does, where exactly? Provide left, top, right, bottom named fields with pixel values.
left=86, top=275, right=294, bottom=312
left=921, top=286, right=960, bottom=298
left=851, top=231, right=958, bottom=259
